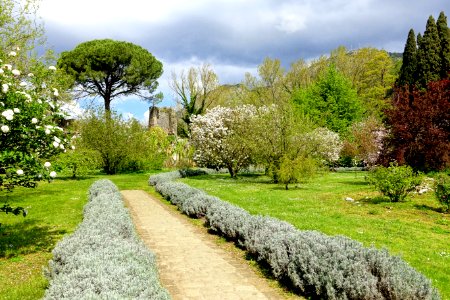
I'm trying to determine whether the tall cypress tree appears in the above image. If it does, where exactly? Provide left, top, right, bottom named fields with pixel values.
left=416, top=16, right=441, bottom=87
left=437, top=11, right=450, bottom=78
left=397, top=29, right=417, bottom=86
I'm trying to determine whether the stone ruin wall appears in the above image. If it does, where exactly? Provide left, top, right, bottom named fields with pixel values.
left=148, top=106, right=177, bottom=136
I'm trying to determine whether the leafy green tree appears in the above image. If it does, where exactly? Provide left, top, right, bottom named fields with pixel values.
left=293, top=65, right=363, bottom=134
left=437, top=11, right=450, bottom=78
left=79, top=109, right=129, bottom=174
left=123, top=122, right=170, bottom=171
left=397, top=29, right=417, bottom=86
left=278, top=154, right=317, bottom=190
left=0, top=0, right=43, bottom=55
left=170, top=63, right=219, bottom=136
left=416, top=16, right=442, bottom=87
left=58, top=39, right=163, bottom=112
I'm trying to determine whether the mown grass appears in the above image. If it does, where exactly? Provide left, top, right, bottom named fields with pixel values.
left=179, top=171, right=450, bottom=299
left=0, top=171, right=159, bottom=300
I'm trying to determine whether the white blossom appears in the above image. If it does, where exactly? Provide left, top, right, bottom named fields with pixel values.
left=59, top=144, right=65, bottom=150
left=44, top=162, right=51, bottom=168
left=2, top=84, right=8, bottom=93
left=71, top=145, right=76, bottom=150
left=48, top=66, right=56, bottom=71
left=13, top=108, right=20, bottom=113
left=3, top=64, right=12, bottom=70
left=53, top=88, right=59, bottom=97
left=45, top=129, right=51, bottom=135
left=49, top=171, right=57, bottom=178
left=16, top=169, right=24, bottom=175
left=0, top=69, right=3, bottom=74
left=8, top=51, right=17, bottom=57
left=1, top=125, right=9, bottom=133
left=27, top=73, right=34, bottom=77
left=31, top=118, right=38, bottom=124
left=2, top=109, right=14, bottom=121
left=54, top=136, right=61, bottom=143
left=11, top=69, right=20, bottom=76
left=52, top=141, right=59, bottom=148
left=19, top=81, right=27, bottom=87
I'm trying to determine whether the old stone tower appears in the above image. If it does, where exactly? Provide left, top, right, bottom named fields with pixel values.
left=148, top=106, right=177, bottom=135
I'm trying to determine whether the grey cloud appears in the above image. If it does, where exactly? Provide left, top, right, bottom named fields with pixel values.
left=43, top=0, right=447, bottom=78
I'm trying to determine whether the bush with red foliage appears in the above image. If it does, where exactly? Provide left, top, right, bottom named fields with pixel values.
left=381, top=79, right=449, bottom=171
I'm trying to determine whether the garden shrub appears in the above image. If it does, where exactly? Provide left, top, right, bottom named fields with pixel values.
left=148, top=171, right=440, bottom=299
left=366, top=162, right=422, bottom=202
left=53, top=148, right=101, bottom=178
left=44, top=180, right=170, bottom=300
left=434, top=174, right=450, bottom=212
left=148, top=170, right=181, bottom=186
left=178, top=168, right=209, bottom=178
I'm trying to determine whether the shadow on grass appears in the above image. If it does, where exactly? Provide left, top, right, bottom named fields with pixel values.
left=55, top=175, right=98, bottom=181
left=414, top=204, right=445, bottom=213
left=185, top=173, right=272, bottom=185
left=0, top=219, right=67, bottom=258
left=339, top=181, right=370, bottom=186
left=360, top=196, right=392, bottom=204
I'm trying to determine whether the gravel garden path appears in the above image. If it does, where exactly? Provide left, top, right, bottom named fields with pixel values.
left=122, top=190, right=289, bottom=300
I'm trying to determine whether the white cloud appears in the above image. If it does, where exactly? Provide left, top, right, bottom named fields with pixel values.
left=60, top=100, right=84, bottom=119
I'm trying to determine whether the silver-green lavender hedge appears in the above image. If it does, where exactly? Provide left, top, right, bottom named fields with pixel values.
left=43, top=179, right=170, bottom=300
left=149, top=170, right=441, bottom=300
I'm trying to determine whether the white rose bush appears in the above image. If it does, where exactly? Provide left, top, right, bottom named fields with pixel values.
left=1, top=50, right=71, bottom=216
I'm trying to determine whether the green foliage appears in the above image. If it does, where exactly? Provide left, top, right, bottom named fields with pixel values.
left=434, top=175, right=450, bottom=212
left=58, top=39, right=163, bottom=111
left=0, top=0, right=43, bottom=55
left=293, top=65, right=363, bottom=134
left=123, top=122, right=170, bottom=171
left=417, top=16, right=442, bottom=87
left=170, top=64, right=219, bottom=136
left=79, top=109, right=129, bottom=174
left=366, top=163, right=422, bottom=202
left=437, top=11, right=450, bottom=78
left=53, top=148, right=101, bottom=178
left=397, top=29, right=417, bottom=86
left=277, top=155, right=317, bottom=190
left=79, top=110, right=171, bottom=174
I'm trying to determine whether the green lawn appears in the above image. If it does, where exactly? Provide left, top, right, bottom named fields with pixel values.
left=0, top=172, right=159, bottom=300
left=179, top=171, right=450, bottom=299
left=2, top=171, right=448, bottom=299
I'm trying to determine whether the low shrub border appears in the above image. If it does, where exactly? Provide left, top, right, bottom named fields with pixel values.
left=44, top=179, right=170, bottom=300
left=150, top=170, right=441, bottom=300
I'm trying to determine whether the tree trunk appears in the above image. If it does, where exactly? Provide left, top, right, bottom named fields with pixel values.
left=228, top=166, right=237, bottom=179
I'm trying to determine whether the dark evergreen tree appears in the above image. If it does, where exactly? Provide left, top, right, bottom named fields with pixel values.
left=437, top=11, right=450, bottom=78
left=416, top=16, right=441, bottom=87
left=397, top=29, right=417, bottom=86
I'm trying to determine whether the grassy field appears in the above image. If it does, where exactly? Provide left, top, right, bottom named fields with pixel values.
left=1, top=170, right=449, bottom=299
left=0, top=172, right=158, bottom=300
left=180, top=171, right=450, bottom=299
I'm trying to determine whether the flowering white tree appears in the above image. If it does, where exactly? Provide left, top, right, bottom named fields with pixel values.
left=190, top=105, right=258, bottom=178
left=1, top=50, right=71, bottom=215
left=301, top=127, right=343, bottom=164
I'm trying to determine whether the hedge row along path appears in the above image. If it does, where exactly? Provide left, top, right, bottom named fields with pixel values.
left=122, top=190, right=290, bottom=300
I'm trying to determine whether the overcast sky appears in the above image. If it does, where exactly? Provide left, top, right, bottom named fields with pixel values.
left=38, top=0, right=448, bottom=121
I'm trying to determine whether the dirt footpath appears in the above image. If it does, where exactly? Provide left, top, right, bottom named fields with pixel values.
left=122, top=190, right=289, bottom=300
